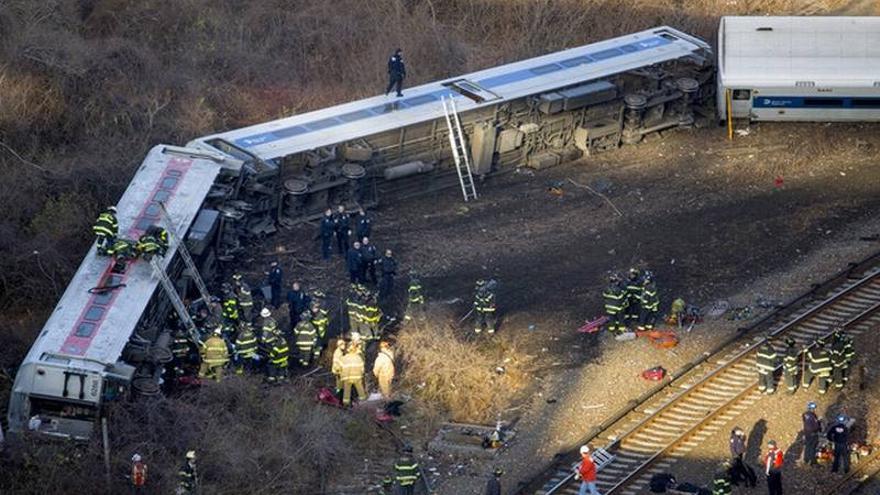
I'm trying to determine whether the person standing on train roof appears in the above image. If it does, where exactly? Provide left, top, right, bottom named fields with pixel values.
left=386, top=48, right=406, bottom=97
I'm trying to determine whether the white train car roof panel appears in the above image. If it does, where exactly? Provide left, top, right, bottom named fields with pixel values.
left=26, top=146, right=222, bottom=368
left=719, top=16, right=880, bottom=88
left=198, top=26, right=709, bottom=161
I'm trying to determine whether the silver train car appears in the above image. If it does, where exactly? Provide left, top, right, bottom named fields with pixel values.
left=192, top=25, right=715, bottom=224
left=6, top=146, right=243, bottom=440
left=718, top=16, right=880, bottom=122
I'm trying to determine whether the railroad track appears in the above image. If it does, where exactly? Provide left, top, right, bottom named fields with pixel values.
left=519, top=253, right=880, bottom=495
left=822, top=446, right=880, bottom=495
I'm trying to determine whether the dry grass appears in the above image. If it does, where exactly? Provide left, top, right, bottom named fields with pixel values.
left=0, top=377, right=357, bottom=494
left=396, top=309, right=532, bottom=423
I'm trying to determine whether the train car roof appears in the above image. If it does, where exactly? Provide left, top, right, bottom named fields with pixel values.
left=719, top=16, right=880, bottom=88
left=22, top=145, right=228, bottom=371
left=196, top=26, right=709, bottom=161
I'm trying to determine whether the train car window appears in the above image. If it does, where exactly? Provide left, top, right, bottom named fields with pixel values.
left=732, top=90, right=751, bottom=100
left=852, top=98, right=880, bottom=108
left=75, top=322, right=96, bottom=337
left=30, top=397, right=97, bottom=421
left=304, top=117, right=343, bottom=132
left=84, top=306, right=105, bottom=322
left=144, top=202, right=161, bottom=217
left=92, top=290, right=113, bottom=305
left=804, top=98, right=844, bottom=107
left=160, top=177, right=179, bottom=190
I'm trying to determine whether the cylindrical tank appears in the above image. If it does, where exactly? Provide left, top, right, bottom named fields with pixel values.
left=383, top=161, right=435, bottom=180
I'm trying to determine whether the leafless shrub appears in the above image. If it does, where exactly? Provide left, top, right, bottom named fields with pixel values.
left=396, top=308, right=532, bottom=423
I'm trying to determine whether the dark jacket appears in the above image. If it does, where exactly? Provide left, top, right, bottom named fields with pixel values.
left=334, top=212, right=350, bottom=234
left=729, top=433, right=746, bottom=458
left=356, top=215, right=372, bottom=239
left=268, top=267, right=283, bottom=288
left=381, top=255, right=397, bottom=277
left=286, top=290, right=311, bottom=316
left=360, top=244, right=378, bottom=264
left=827, top=422, right=849, bottom=445
left=802, top=411, right=821, bottom=434
left=388, top=54, right=405, bottom=76
left=320, top=216, right=335, bottom=238
left=346, top=249, right=363, bottom=273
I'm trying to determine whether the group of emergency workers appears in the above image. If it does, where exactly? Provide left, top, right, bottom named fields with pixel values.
left=755, top=328, right=855, bottom=396
left=167, top=267, right=333, bottom=387
left=602, top=267, right=659, bottom=335
left=92, top=205, right=170, bottom=272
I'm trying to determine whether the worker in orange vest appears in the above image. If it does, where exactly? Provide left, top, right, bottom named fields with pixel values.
left=574, top=444, right=600, bottom=495
left=130, top=453, right=147, bottom=492
left=764, top=440, right=784, bottom=495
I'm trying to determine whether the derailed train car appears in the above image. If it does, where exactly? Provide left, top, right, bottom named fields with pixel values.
left=6, top=146, right=244, bottom=439
left=8, top=26, right=714, bottom=441
left=191, top=25, right=715, bottom=224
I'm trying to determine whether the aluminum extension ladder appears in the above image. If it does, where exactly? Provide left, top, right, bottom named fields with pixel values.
left=150, top=257, right=201, bottom=344
left=545, top=447, right=616, bottom=494
left=441, top=96, right=478, bottom=202
left=157, top=202, right=212, bottom=306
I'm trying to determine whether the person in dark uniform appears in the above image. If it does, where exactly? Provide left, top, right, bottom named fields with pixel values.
left=360, top=237, right=379, bottom=285
left=355, top=208, right=372, bottom=240
left=286, top=282, right=311, bottom=331
left=379, top=249, right=398, bottom=300
left=320, top=208, right=335, bottom=260
left=827, top=415, right=850, bottom=474
left=266, top=261, right=283, bottom=308
left=385, top=48, right=406, bottom=97
left=729, top=426, right=756, bottom=487
left=802, top=401, right=821, bottom=466
left=334, top=205, right=351, bottom=255
left=602, top=273, right=627, bottom=335
left=347, top=241, right=364, bottom=283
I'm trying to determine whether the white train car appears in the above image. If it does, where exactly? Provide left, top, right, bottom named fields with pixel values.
left=717, top=16, right=880, bottom=122
left=192, top=26, right=714, bottom=222
left=6, top=145, right=236, bottom=440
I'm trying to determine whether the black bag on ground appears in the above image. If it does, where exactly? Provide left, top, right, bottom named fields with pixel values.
left=649, top=473, right=676, bottom=492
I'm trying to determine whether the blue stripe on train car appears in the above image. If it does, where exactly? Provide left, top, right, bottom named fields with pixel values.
left=753, top=96, right=880, bottom=109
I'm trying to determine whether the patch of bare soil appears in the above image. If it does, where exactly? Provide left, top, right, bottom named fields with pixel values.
left=248, top=122, right=880, bottom=494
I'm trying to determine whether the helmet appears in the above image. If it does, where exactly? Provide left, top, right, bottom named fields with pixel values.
left=609, top=273, right=620, bottom=283
left=837, top=415, right=846, bottom=423
left=382, top=477, right=393, bottom=487
left=260, top=308, right=271, bottom=318
left=807, top=401, right=817, bottom=410
left=579, top=445, right=590, bottom=455
left=767, top=440, right=777, bottom=447
left=476, top=279, right=486, bottom=288
left=493, top=467, right=504, bottom=477
left=107, top=206, right=117, bottom=213
left=132, top=453, right=142, bottom=462
left=733, top=426, right=744, bottom=436
left=186, top=450, right=196, bottom=459
left=350, top=332, right=362, bottom=342
left=213, top=326, right=223, bottom=336
left=628, top=267, right=639, bottom=277
left=232, top=273, right=242, bottom=281
left=402, top=444, right=413, bottom=453
left=785, top=337, right=796, bottom=347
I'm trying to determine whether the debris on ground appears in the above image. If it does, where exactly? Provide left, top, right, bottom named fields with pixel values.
left=642, top=366, right=667, bottom=381
left=705, top=300, right=729, bottom=319
left=727, top=306, right=753, bottom=320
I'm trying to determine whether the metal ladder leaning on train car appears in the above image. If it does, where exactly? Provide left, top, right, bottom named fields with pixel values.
left=149, top=257, right=201, bottom=345
left=441, top=95, right=478, bottom=202
left=157, top=201, right=212, bottom=308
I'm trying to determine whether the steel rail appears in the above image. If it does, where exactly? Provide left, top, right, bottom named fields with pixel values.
left=518, top=252, right=880, bottom=495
